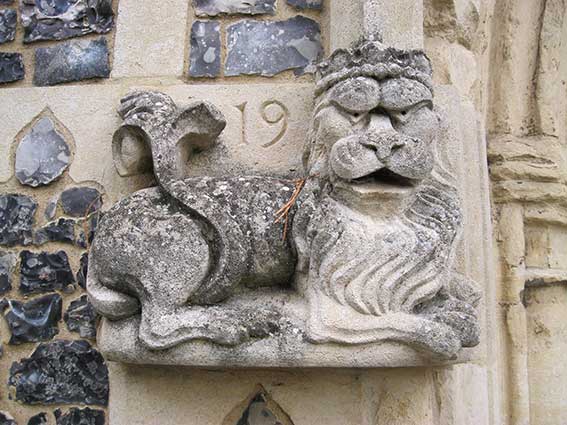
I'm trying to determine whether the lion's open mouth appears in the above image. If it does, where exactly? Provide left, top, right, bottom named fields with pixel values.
left=351, top=168, right=416, bottom=187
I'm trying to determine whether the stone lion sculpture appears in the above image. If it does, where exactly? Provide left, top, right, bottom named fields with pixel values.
left=88, top=39, right=481, bottom=360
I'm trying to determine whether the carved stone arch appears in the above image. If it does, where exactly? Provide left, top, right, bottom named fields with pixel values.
left=9, top=107, right=76, bottom=187
left=223, top=385, right=294, bottom=425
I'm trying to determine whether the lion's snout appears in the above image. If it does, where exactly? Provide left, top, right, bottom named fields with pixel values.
left=330, top=128, right=434, bottom=183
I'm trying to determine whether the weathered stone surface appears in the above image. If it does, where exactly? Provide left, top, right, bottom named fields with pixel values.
left=19, top=251, right=75, bottom=294
left=1, top=294, right=62, bottom=344
left=27, top=412, right=48, bottom=425
left=0, top=52, right=24, bottom=83
left=91, top=39, right=482, bottom=368
left=76, top=252, right=88, bottom=289
left=60, top=187, right=102, bottom=217
left=287, top=0, right=322, bottom=10
left=0, top=250, right=16, bottom=295
left=15, top=117, right=71, bottom=187
left=65, top=295, right=97, bottom=339
left=225, top=17, right=322, bottom=77
left=34, top=218, right=76, bottom=245
left=20, top=0, right=114, bottom=43
left=189, top=21, right=221, bottom=78
left=34, top=37, right=110, bottom=86
left=193, top=0, right=275, bottom=17
left=55, top=408, right=105, bottom=425
left=0, top=0, right=13, bottom=5
left=0, top=194, right=37, bottom=246
left=0, top=9, right=16, bottom=44
left=0, top=412, right=16, bottom=425
left=9, top=340, right=109, bottom=406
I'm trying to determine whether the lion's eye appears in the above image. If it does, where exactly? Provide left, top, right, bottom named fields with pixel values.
left=347, top=111, right=369, bottom=124
left=388, top=101, right=432, bottom=123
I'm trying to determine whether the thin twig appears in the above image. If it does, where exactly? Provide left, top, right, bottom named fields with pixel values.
left=275, top=177, right=307, bottom=241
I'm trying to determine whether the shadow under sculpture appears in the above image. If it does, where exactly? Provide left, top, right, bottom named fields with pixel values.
left=88, top=39, right=482, bottom=367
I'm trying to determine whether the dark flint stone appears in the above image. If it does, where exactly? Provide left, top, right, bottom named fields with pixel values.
left=193, top=0, right=275, bottom=17
left=55, top=408, right=105, bottom=425
left=60, top=187, right=102, bottom=217
left=15, top=117, right=71, bottom=187
left=20, top=0, right=114, bottom=43
left=64, top=295, right=97, bottom=339
left=76, top=213, right=101, bottom=249
left=34, top=218, right=76, bottom=245
left=0, top=9, right=17, bottom=44
left=0, top=0, right=14, bottom=4
left=0, top=412, right=16, bottom=425
left=44, top=197, right=58, bottom=220
left=237, top=391, right=281, bottom=425
left=9, top=340, right=109, bottom=406
left=0, top=52, right=24, bottom=83
left=0, top=194, right=37, bottom=246
left=225, top=16, right=322, bottom=77
left=287, top=0, right=323, bottom=9
left=76, top=252, right=88, bottom=289
left=1, top=294, right=62, bottom=344
left=189, top=21, right=221, bottom=78
left=19, top=251, right=75, bottom=295
left=34, top=37, right=110, bottom=86
left=28, top=412, right=48, bottom=425
left=0, top=250, right=16, bottom=295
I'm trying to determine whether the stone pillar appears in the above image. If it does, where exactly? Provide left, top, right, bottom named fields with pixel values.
left=364, top=0, right=424, bottom=49
left=329, top=0, right=424, bottom=50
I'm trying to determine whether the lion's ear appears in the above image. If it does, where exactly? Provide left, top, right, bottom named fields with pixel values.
left=173, top=101, right=227, bottom=151
left=112, top=124, right=153, bottom=177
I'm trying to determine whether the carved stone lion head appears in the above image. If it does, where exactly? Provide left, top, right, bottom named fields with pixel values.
left=304, top=42, right=439, bottom=206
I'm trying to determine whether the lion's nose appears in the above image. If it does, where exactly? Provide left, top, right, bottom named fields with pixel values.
left=361, top=113, right=405, bottom=160
left=368, top=113, right=394, bottom=132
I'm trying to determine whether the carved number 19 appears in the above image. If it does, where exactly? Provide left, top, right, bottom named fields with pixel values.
left=235, top=101, right=289, bottom=148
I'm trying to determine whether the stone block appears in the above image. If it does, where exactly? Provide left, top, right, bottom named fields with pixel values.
left=28, top=413, right=48, bottom=425
left=193, top=0, right=276, bottom=16
left=75, top=213, right=101, bottom=248
left=33, top=218, right=76, bottom=245
left=0, top=250, right=16, bottom=294
left=287, top=0, right=323, bottom=10
left=0, top=9, right=16, bottom=44
left=0, top=194, right=37, bottom=246
left=34, top=37, right=110, bottom=86
left=0, top=52, right=24, bottom=84
left=0, top=84, right=315, bottom=189
left=54, top=408, right=105, bottom=425
left=65, top=295, right=98, bottom=339
left=225, top=16, right=322, bottom=77
left=189, top=21, right=221, bottom=78
left=0, top=412, right=16, bottom=425
left=111, top=0, right=188, bottom=78
left=8, top=340, right=109, bottom=406
left=15, top=117, right=71, bottom=187
left=76, top=252, right=88, bottom=289
left=0, top=294, right=62, bottom=345
left=60, top=187, right=103, bottom=217
left=19, top=251, right=75, bottom=295
left=20, top=0, right=113, bottom=43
